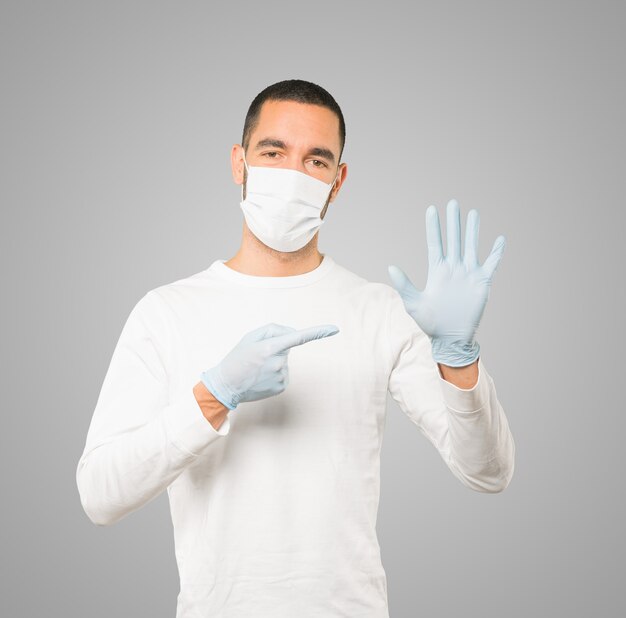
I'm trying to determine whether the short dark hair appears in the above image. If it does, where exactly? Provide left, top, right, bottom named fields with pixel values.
left=241, top=79, right=346, bottom=163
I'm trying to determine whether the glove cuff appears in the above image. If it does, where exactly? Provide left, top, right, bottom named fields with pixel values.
left=200, top=366, right=239, bottom=410
left=431, top=338, right=481, bottom=368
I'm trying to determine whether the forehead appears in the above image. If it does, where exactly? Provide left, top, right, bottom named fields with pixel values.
left=252, top=99, right=341, bottom=152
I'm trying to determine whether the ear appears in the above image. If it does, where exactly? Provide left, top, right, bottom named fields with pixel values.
left=329, top=162, right=348, bottom=202
left=231, top=144, right=245, bottom=184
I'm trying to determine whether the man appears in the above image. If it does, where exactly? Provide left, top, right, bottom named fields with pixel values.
left=76, top=79, right=515, bottom=617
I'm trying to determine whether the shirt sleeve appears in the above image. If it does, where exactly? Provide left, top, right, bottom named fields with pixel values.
left=385, top=287, right=515, bottom=493
left=76, top=290, right=231, bottom=526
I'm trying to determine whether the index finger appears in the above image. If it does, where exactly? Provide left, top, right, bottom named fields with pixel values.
left=425, top=205, right=444, bottom=265
left=268, top=324, right=340, bottom=354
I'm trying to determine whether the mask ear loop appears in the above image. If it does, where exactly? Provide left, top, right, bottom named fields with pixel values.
left=240, top=150, right=250, bottom=201
left=328, top=165, right=340, bottom=199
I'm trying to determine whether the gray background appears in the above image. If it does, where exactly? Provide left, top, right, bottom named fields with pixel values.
left=1, top=1, right=624, bottom=616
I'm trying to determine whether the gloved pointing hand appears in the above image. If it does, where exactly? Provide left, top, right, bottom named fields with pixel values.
left=200, top=322, right=340, bottom=410
left=387, top=199, right=506, bottom=368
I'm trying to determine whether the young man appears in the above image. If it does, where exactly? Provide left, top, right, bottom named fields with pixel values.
left=76, top=79, right=515, bottom=617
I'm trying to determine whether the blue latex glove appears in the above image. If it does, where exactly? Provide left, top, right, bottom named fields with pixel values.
left=387, top=199, right=506, bottom=367
left=201, top=322, right=340, bottom=410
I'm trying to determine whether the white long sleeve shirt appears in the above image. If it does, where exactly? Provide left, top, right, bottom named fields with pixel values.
left=76, top=253, right=515, bottom=617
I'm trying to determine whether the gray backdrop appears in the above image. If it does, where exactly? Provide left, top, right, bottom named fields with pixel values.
left=2, top=1, right=624, bottom=616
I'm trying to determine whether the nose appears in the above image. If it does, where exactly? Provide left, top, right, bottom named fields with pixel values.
left=283, top=155, right=307, bottom=174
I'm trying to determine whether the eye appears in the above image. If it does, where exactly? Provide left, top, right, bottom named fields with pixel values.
left=310, top=159, right=327, bottom=168
left=262, top=151, right=279, bottom=159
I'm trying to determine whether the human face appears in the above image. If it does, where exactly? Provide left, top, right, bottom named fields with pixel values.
left=232, top=99, right=347, bottom=213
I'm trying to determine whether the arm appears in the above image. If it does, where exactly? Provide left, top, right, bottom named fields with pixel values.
left=386, top=290, right=515, bottom=493
left=386, top=200, right=513, bottom=492
left=76, top=291, right=231, bottom=527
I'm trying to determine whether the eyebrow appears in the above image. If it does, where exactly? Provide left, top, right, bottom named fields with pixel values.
left=253, top=137, right=336, bottom=164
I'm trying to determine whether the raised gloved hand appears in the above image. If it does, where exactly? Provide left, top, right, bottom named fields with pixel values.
left=387, top=199, right=506, bottom=367
left=200, top=322, right=340, bottom=410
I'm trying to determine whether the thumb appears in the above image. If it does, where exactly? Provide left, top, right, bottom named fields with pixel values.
left=388, top=264, right=421, bottom=305
left=482, top=235, right=506, bottom=281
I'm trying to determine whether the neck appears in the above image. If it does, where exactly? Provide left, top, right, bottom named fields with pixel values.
left=224, top=224, right=324, bottom=277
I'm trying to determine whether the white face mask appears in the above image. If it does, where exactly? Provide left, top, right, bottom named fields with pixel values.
left=239, top=151, right=339, bottom=253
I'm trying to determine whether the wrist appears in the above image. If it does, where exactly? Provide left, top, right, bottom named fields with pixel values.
left=193, top=381, right=231, bottom=430
left=437, top=359, right=479, bottom=389
left=431, top=337, right=480, bottom=368
left=200, top=366, right=239, bottom=410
